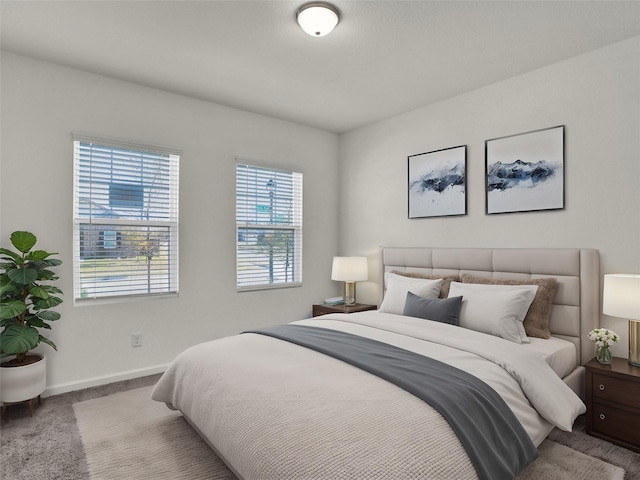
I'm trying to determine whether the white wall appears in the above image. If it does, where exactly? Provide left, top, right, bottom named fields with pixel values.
left=0, top=53, right=340, bottom=394
left=338, top=37, right=640, bottom=358
left=2, top=36, right=639, bottom=391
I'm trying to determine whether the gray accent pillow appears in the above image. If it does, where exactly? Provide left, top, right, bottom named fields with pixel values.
left=403, top=291, right=463, bottom=325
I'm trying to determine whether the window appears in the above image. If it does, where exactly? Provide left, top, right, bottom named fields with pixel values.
left=73, top=134, right=179, bottom=302
left=236, top=162, right=302, bottom=290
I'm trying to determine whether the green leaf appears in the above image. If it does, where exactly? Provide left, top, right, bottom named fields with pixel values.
left=25, top=250, right=55, bottom=261
left=26, top=317, right=51, bottom=329
left=0, top=325, right=39, bottom=355
left=0, top=282, right=20, bottom=297
left=0, top=261, right=18, bottom=271
left=28, top=258, right=61, bottom=270
left=28, top=284, right=50, bottom=299
left=37, top=310, right=61, bottom=321
left=0, top=248, right=22, bottom=263
left=41, top=285, right=63, bottom=294
left=37, top=269, right=56, bottom=281
left=35, top=296, right=63, bottom=309
left=10, top=231, right=37, bottom=254
left=38, top=335, right=57, bottom=351
left=0, top=299, right=27, bottom=319
left=0, top=318, right=19, bottom=327
left=7, top=267, right=38, bottom=285
left=26, top=260, right=48, bottom=271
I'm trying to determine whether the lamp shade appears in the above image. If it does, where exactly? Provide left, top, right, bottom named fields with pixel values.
left=331, top=257, right=368, bottom=282
left=603, top=274, right=640, bottom=320
left=296, top=2, right=340, bottom=37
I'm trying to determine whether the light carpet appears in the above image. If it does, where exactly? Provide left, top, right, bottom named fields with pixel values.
left=73, top=385, right=625, bottom=480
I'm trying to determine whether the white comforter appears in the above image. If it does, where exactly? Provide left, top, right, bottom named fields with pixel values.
left=152, top=312, right=586, bottom=480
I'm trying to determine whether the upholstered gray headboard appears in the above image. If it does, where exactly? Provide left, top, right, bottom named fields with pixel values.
left=380, top=247, right=600, bottom=367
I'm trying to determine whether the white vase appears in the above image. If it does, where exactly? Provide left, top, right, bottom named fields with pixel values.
left=0, top=354, right=47, bottom=403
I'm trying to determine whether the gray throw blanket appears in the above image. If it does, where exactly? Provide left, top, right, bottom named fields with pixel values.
left=247, top=324, right=538, bottom=480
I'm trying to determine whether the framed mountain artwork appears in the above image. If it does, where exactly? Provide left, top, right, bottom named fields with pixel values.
left=408, top=145, right=467, bottom=219
left=485, top=125, right=564, bottom=214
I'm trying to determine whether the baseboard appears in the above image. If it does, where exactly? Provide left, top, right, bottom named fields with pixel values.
left=43, top=363, right=170, bottom=397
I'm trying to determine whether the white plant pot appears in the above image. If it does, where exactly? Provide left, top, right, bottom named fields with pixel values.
left=0, top=354, right=46, bottom=403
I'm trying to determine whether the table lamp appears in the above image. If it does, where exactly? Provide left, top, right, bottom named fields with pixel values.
left=331, top=257, right=368, bottom=306
left=603, top=274, right=640, bottom=367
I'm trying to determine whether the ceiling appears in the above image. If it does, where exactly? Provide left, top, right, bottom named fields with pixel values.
left=2, top=1, right=639, bottom=133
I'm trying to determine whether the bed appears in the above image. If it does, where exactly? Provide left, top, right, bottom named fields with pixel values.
left=152, top=247, right=600, bottom=480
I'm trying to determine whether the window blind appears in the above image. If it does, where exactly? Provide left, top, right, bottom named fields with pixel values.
left=236, top=162, right=302, bottom=290
left=73, top=135, right=179, bottom=301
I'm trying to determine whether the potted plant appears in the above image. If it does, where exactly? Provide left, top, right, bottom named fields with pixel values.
left=0, top=231, right=63, bottom=413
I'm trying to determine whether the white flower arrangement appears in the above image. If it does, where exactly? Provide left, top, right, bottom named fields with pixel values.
left=587, top=328, right=620, bottom=348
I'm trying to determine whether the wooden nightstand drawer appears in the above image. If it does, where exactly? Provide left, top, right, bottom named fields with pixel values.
left=591, top=402, right=640, bottom=447
left=592, top=372, right=640, bottom=407
left=585, top=357, right=640, bottom=453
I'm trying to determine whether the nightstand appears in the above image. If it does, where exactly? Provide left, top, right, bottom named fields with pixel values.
left=585, top=356, right=640, bottom=453
left=312, top=303, right=377, bottom=317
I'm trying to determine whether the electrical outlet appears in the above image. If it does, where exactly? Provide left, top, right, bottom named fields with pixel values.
left=131, top=332, right=143, bottom=347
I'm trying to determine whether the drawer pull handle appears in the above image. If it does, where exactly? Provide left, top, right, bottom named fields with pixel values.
left=599, top=414, right=606, bottom=420
left=599, top=384, right=605, bottom=391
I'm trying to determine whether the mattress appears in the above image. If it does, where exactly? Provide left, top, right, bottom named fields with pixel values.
left=525, top=336, right=577, bottom=379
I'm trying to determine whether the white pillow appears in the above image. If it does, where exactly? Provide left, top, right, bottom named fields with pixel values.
left=379, top=273, right=443, bottom=315
left=451, top=282, right=538, bottom=343
left=447, top=282, right=537, bottom=344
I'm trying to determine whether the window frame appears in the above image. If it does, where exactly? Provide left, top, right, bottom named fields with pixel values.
left=72, top=133, right=180, bottom=304
left=236, top=160, right=303, bottom=292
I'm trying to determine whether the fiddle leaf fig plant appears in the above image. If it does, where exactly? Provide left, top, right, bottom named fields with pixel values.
left=0, top=231, right=63, bottom=364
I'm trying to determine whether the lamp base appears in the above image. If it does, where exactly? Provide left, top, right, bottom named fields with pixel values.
left=343, top=282, right=356, bottom=306
left=630, top=319, right=640, bottom=367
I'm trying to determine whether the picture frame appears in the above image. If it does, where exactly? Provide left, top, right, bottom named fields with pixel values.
left=408, top=145, right=467, bottom=219
left=485, top=125, right=564, bottom=215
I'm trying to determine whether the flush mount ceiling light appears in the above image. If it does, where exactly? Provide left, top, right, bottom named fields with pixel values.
left=296, top=2, right=340, bottom=37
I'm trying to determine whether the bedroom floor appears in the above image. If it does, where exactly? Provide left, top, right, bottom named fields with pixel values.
left=0, top=374, right=160, bottom=480
left=1, top=373, right=639, bottom=480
